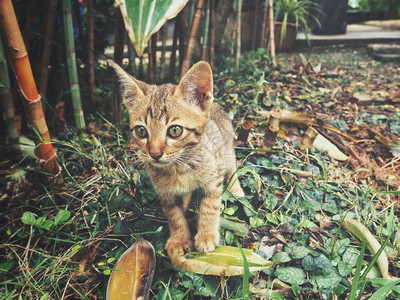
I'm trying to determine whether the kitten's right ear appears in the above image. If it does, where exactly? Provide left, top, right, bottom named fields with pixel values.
left=111, top=62, right=149, bottom=110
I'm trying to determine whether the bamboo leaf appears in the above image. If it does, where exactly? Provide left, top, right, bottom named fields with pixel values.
left=116, top=0, right=189, bottom=56
left=170, top=245, right=273, bottom=276
left=107, top=238, right=156, bottom=300
left=344, top=218, right=391, bottom=279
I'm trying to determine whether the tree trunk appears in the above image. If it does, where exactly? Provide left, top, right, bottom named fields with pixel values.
left=63, top=0, right=85, bottom=129
left=0, top=0, right=60, bottom=175
left=113, top=7, right=126, bottom=124
left=208, top=0, right=215, bottom=69
left=87, top=0, right=96, bottom=100
left=39, top=0, right=58, bottom=100
left=180, top=0, right=204, bottom=79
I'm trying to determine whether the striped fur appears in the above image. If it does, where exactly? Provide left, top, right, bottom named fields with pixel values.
left=113, top=61, right=244, bottom=257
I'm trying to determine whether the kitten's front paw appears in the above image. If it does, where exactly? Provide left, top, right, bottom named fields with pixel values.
left=195, top=232, right=219, bottom=252
left=165, top=237, right=192, bottom=258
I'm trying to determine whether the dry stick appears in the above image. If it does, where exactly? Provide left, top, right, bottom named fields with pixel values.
left=112, top=7, right=125, bottom=124
left=0, top=37, right=19, bottom=148
left=0, top=0, right=60, bottom=175
left=180, top=0, right=205, bottom=79
left=208, top=0, right=215, bottom=69
left=260, top=0, right=268, bottom=48
left=251, top=0, right=260, bottom=50
left=38, top=0, right=57, bottom=100
left=87, top=0, right=96, bottom=100
left=268, top=0, right=277, bottom=67
left=63, top=0, right=85, bottom=129
left=263, top=110, right=280, bottom=149
left=236, top=0, right=242, bottom=68
left=201, top=0, right=210, bottom=61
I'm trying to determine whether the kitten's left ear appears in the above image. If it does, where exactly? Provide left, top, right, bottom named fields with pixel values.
left=175, top=61, right=213, bottom=112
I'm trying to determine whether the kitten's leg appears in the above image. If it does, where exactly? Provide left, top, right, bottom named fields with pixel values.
left=181, top=192, right=192, bottom=212
left=195, top=185, right=223, bottom=252
left=163, top=201, right=192, bottom=258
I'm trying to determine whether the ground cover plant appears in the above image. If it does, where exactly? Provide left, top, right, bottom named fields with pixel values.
left=1, top=44, right=400, bottom=299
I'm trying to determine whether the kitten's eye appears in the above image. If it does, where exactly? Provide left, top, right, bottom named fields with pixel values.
left=134, top=125, right=148, bottom=139
left=167, top=125, right=183, bottom=138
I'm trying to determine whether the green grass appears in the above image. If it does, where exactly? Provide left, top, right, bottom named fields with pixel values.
left=1, top=45, right=399, bottom=299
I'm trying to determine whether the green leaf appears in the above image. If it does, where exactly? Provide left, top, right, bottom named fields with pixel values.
left=337, top=260, right=352, bottom=276
left=21, top=212, right=36, bottom=226
left=369, top=279, right=400, bottom=300
left=275, top=267, right=307, bottom=285
left=116, top=0, right=189, bottom=56
left=310, top=269, right=342, bottom=289
left=273, top=252, right=291, bottom=264
left=54, top=210, right=71, bottom=226
left=291, top=246, right=309, bottom=259
left=0, top=260, right=15, bottom=274
left=342, top=248, right=359, bottom=267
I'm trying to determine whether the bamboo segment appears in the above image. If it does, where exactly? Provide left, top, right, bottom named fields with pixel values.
left=236, top=0, right=242, bottom=68
left=268, top=0, right=277, bottom=67
left=39, top=0, right=58, bottom=99
left=87, top=0, right=96, bottom=100
left=263, top=110, right=280, bottom=149
left=201, top=0, right=210, bottom=60
left=251, top=0, right=260, bottom=50
left=180, top=0, right=204, bottom=79
left=62, top=0, right=85, bottom=129
left=169, top=16, right=179, bottom=80
left=299, top=126, right=318, bottom=150
left=237, top=120, right=254, bottom=144
left=0, top=0, right=60, bottom=175
left=208, top=0, right=215, bottom=69
left=112, top=7, right=126, bottom=124
left=260, top=0, right=268, bottom=48
left=0, top=37, right=19, bottom=148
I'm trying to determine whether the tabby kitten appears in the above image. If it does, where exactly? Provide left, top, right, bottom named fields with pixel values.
left=113, top=61, right=244, bottom=258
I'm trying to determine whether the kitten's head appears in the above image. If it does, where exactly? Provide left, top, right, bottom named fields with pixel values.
left=113, top=61, right=214, bottom=168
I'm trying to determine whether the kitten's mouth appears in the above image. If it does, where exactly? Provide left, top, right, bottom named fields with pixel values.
left=149, top=160, right=171, bottom=168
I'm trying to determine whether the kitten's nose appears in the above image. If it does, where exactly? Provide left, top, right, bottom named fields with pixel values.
left=149, top=151, right=163, bottom=160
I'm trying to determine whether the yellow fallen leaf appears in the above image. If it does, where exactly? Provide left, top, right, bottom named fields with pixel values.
left=107, top=238, right=155, bottom=300
left=170, top=245, right=274, bottom=276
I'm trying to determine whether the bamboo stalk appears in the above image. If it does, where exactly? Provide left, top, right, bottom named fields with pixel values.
left=208, top=0, right=215, bottom=69
left=128, top=38, right=136, bottom=74
left=299, top=126, right=319, bottom=150
left=112, top=7, right=125, bottom=124
left=160, top=24, right=167, bottom=81
left=39, top=0, right=58, bottom=99
left=148, top=37, right=155, bottom=83
left=62, top=0, right=85, bottom=129
left=201, top=0, right=210, bottom=60
left=22, top=0, right=38, bottom=51
left=180, top=0, right=205, bottom=79
left=236, top=0, right=242, bottom=68
left=178, top=12, right=186, bottom=73
left=0, top=0, right=60, bottom=175
left=252, top=0, right=260, bottom=50
left=0, top=37, right=19, bottom=149
left=169, top=16, right=179, bottom=80
left=268, top=0, right=276, bottom=67
left=87, top=0, right=96, bottom=100
left=260, top=0, right=268, bottom=48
